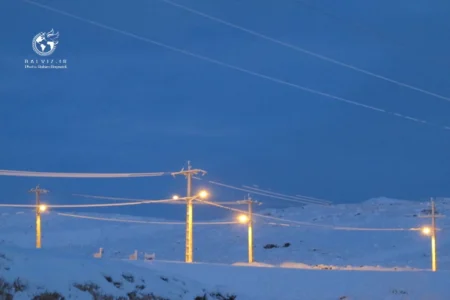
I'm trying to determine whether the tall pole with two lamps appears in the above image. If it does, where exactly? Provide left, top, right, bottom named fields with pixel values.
left=171, top=161, right=208, bottom=263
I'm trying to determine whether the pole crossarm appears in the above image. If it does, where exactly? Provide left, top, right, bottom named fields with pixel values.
left=29, top=185, right=49, bottom=195
left=171, top=169, right=207, bottom=178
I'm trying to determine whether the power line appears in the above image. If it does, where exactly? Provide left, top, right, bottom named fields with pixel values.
left=74, top=194, right=179, bottom=202
left=57, top=212, right=239, bottom=225
left=154, top=0, right=450, bottom=103
left=23, top=0, right=450, bottom=132
left=290, top=0, right=404, bottom=48
left=74, top=193, right=249, bottom=205
left=0, top=170, right=168, bottom=178
left=265, top=221, right=421, bottom=232
left=0, top=199, right=178, bottom=208
left=194, top=177, right=329, bottom=206
left=291, top=0, right=449, bottom=69
left=199, top=199, right=421, bottom=231
left=242, top=185, right=330, bottom=205
left=199, top=199, right=336, bottom=227
left=210, top=180, right=327, bottom=205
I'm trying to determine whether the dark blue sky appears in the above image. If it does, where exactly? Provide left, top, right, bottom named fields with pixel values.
left=1, top=0, right=450, bottom=219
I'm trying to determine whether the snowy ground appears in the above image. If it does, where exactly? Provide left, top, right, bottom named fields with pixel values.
left=0, top=197, right=450, bottom=299
left=0, top=246, right=243, bottom=300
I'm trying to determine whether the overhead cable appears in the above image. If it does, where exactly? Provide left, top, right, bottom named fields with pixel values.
left=156, top=0, right=450, bottom=103
left=242, top=185, right=331, bottom=204
left=200, top=200, right=420, bottom=231
left=0, top=170, right=168, bottom=178
left=0, top=199, right=178, bottom=208
left=57, top=212, right=239, bottom=225
left=194, top=177, right=329, bottom=206
left=74, top=193, right=248, bottom=205
left=23, top=0, right=450, bottom=131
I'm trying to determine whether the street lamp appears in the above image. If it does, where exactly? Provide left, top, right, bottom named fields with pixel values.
left=198, top=190, right=208, bottom=199
left=39, top=204, right=47, bottom=213
left=421, top=226, right=431, bottom=236
left=237, top=214, right=249, bottom=224
left=172, top=195, right=180, bottom=200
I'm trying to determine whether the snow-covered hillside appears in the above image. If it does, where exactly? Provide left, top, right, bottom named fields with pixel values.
left=0, top=246, right=242, bottom=300
left=1, top=198, right=449, bottom=299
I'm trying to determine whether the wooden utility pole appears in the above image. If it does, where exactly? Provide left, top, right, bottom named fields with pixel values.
left=171, top=161, right=206, bottom=263
left=247, top=197, right=254, bottom=263
left=431, top=198, right=437, bottom=271
left=238, top=195, right=261, bottom=263
left=419, top=198, right=445, bottom=271
left=29, top=185, right=48, bottom=249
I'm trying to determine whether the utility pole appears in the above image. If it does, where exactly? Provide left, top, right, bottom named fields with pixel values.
left=247, top=196, right=254, bottom=263
left=29, top=185, right=49, bottom=249
left=431, top=198, right=437, bottom=272
left=238, top=195, right=261, bottom=263
left=171, top=161, right=206, bottom=263
left=419, top=197, right=445, bottom=272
